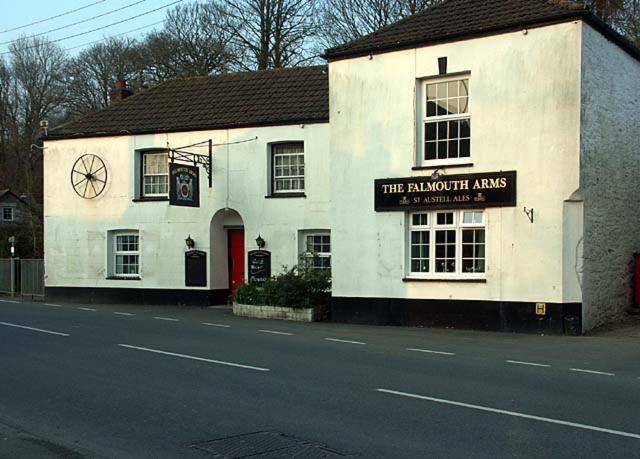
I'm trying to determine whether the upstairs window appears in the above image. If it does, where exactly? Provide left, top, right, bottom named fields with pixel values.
left=272, top=143, right=304, bottom=194
left=2, top=207, right=13, bottom=222
left=423, top=78, right=470, bottom=163
left=142, top=151, right=169, bottom=197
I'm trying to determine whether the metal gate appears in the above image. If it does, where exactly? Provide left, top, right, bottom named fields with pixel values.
left=0, top=258, right=44, bottom=300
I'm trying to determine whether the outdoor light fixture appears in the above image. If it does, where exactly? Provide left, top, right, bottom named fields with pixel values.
left=185, top=235, right=195, bottom=250
left=255, top=234, right=265, bottom=249
left=8, top=236, right=15, bottom=258
left=430, top=168, right=445, bottom=182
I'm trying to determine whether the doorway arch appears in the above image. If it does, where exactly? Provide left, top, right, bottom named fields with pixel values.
left=210, top=208, right=245, bottom=299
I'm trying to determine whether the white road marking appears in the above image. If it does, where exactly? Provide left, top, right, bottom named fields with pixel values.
left=78, top=307, right=97, bottom=312
left=154, top=317, right=179, bottom=322
left=376, top=388, right=640, bottom=440
left=259, top=330, right=293, bottom=336
left=507, top=360, right=551, bottom=368
left=570, top=368, right=615, bottom=376
left=118, top=344, right=270, bottom=372
left=0, top=299, right=20, bottom=304
left=408, top=348, right=456, bottom=356
left=325, top=338, right=366, bottom=345
left=203, top=322, right=231, bottom=328
left=0, top=321, right=69, bottom=337
left=114, top=312, right=134, bottom=316
left=44, top=303, right=62, bottom=308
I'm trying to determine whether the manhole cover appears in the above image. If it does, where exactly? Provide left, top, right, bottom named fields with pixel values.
left=190, top=431, right=353, bottom=458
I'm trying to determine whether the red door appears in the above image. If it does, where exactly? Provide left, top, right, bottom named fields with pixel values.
left=228, top=229, right=245, bottom=295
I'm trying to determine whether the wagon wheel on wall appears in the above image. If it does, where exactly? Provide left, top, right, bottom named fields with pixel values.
left=70, top=154, right=108, bottom=199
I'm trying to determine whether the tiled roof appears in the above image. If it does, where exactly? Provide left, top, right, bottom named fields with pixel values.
left=49, top=65, right=329, bottom=139
left=324, top=0, right=619, bottom=60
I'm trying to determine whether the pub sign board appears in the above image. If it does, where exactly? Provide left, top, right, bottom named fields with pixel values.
left=170, top=164, right=200, bottom=207
left=374, top=171, right=517, bottom=212
left=248, top=250, right=271, bottom=285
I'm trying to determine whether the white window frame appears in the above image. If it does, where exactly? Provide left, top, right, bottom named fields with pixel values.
left=2, top=207, right=13, bottom=222
left=272, top=142, right=305, bottom=194
left=142, top=151, right=169, bottom=197
left=302, top=232, right=331, bottom=271
left=407, top=210, right=486, bottom=280
left=111, top=231, right=141, bottom=278
left=418, top=75, right=471, bottom=168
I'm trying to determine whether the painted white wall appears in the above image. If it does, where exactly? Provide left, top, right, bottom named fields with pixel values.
left=329, top=22, right=583, bottom=303
left=580, top=23, right=640, bottom=330
left=43, top=123, right=330, bottom=292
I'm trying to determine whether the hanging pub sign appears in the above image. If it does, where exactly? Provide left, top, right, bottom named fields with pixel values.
left=169, top=164, right=200, bottom=207
left=248, top=250, right=271, bottom=285
left=375, top=171, right=517, bottom=212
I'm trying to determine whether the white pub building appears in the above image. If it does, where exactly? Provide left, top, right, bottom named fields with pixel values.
left=43, top=0, right=640, bottom=334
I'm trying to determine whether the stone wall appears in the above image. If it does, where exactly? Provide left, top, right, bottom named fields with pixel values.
left=233, top=303, right=318, bottom=322
left=580, top=24, right=640, bottom=330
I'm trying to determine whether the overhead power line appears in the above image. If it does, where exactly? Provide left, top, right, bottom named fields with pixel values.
left=0, top=0, right=183, bottom=56
left=65, top=20, right=165, bottom=52
left=0, top=0, right=107, bottom=34
left=1, top=0, right=148, bottom=46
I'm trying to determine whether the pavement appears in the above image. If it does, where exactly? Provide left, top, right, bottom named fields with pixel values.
left=0, top=298, right=639, bottom=458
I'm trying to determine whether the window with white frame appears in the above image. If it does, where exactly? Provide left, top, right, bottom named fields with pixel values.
left=408, top=210, right=485, bottom=277
left=303, top=233, right=331, bottom=270
left=423, top=78, right=470, bottom=162
left=272, top=143, right=305, bottom=193
left=142, top=151, right=169, bottom=197
left=2, top=207, right=13, bottom=222
left=111, top=232, right=140, bottom=277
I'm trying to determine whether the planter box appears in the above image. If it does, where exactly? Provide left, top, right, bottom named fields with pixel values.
left=233, top=303, right=321, bottom=322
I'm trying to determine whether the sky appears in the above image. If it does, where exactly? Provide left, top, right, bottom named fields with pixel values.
left=0, top=0, right=186, bottom=57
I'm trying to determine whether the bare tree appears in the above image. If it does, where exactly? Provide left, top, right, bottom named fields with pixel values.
left=222, top=0, right=319, bottom=70
left=319, top=0, right=440, bottom=48
left=65, top=37, right=146, bottom=116
left=143, top=2, right=235, bottom=82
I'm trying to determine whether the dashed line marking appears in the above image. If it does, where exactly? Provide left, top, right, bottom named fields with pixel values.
left=44, top=303, right=62, bottom=308
left=0, top=299, right=20, bottom=304
left=506, top=360, right=551, bottom=368
left=114, top=312, right=134, bottom=316
left=118, top=344, right=270, bottom=372
left=376, top=388, right=640, bottom=440
left=154, top=317, right=179, bottom=322
left=259, top=330, right=293, bottom=336
left=325, top=338, right=366, bottom=345
left=408, top=348, right=456, bottom=356
left=78, top=307, right=97, bottom=312
left=203, top=322, right=231, bottom=328
left=570, top=368, right=615, bottom=377
left=0, top=321, right=69, bottom=337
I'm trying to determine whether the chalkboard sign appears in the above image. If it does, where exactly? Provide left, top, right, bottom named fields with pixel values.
left=248, top=250, right=271, bottom=285
left=185, top=250, right=207, bottom=287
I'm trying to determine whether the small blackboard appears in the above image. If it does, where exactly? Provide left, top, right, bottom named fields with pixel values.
left=248, top=250, right=271, bottom=285
left=185, top=250, right=207, bottom=287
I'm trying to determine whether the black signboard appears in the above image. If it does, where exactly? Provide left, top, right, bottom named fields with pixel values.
left=170, top=164, right=200, bottom=207
left=248, top=250, right=271, bottom=285
left=375, top=171, right=517, bottom=212
left=185, top=250, right=207, bottom=287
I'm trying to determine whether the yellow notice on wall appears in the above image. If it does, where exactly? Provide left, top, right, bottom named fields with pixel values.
left=535, top=303, right=547, bottom=316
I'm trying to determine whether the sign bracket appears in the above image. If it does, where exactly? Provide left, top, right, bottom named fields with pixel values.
left=168, top=139, right=213, bottom=188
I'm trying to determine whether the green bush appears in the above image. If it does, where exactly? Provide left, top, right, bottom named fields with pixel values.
left=234, top=260, right=331, bottom=311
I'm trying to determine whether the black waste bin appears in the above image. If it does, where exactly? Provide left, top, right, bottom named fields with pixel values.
left=564, top=315, right=581, bottom=336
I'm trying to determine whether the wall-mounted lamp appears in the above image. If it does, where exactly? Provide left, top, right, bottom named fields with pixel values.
left=523, top=207, right=534, bottom=223
left=8, top=236, right=15, bottom=258
left=430, top=168, right=446, bottom=182
left=255, top=234, right=266, bottom=249
left=185, top=235, right=195, bottom=250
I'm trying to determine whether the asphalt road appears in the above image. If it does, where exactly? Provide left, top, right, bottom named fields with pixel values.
left=1, top=298, right=639, bottom=458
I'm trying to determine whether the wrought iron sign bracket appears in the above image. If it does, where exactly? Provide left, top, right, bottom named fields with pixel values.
left=168, top=139, right=213, bottom=188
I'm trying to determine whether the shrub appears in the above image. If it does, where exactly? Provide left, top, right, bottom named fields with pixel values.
left=233, top=261, right=331, bottom=311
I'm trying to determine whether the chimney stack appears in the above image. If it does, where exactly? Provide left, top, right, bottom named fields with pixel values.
left=110, top=79, right=133, bottom=104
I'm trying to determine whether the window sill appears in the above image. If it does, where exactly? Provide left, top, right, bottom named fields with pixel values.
left=412, top=162, right=473, bottom=171
left=132, top=197, right=169, bottom=202
left=106, top=276, right=142, bottom=281
left=265, top=193, right=307, bottom=199
left=402, top=277, right=486, bottom=283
